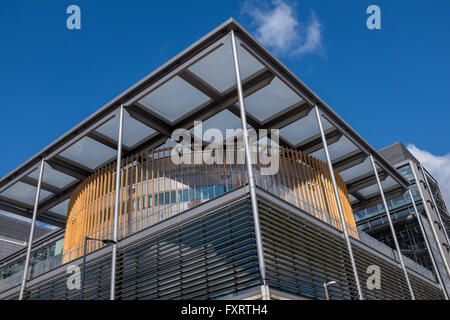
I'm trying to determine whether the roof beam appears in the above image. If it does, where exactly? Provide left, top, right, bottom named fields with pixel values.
left=175, top=69, right=274, bottom=131
left=262, top=101, right=311, bottom=129
left=179, top=69, right=222, bottom=101
left=347, top=171, right=388, bottom=194
left=333, top=151, right=367, bottom=172
left=50, top=156, right=92, bottom=176
left=0, top=201, right=65, bottom=228
left=126, top=104, right=173, bottom=138
left=296, top=129, right=342, bottom=154
left=87, top=131, right=131, bottom=154
left=46, top=158, right=89, bottom=181
left=37, top=182, right=78, bottom=215
left=352, top=186, right=406, bottom=212
left=20, top=176, right=62, bottom=195
left=350, top=192, right=367, bottom=205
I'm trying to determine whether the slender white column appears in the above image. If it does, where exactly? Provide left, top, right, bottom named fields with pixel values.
left=19, top=159, right=44, bottom=300
left=369, top=154, right=415, bottom=299
left=314, top=105, right=363, bottom=300
left=110, top=105, right=124, bottom=300
left=409, top=189, right=449, bottom=299
left=410, top=160, right=450, bottom=279
left=230, top=30, right=267, bottom=296
left=420, top=165, right=450, bottom=246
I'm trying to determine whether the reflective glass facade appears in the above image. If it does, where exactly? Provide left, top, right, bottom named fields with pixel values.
left=0, top=237, right=63, bottom=292
left=354, top=164, right=433, bottom=270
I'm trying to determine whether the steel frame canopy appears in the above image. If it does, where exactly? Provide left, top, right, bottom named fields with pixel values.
left=0, top=18, right=408, bottom=228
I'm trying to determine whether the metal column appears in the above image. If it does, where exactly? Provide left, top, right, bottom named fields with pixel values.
left=230, top=30, right=267, bottom=293
left=420, top=164, right=450, bottom=246
left=19, top=159, right=44, bottom=300
left=369, top=154, right=415, bottom=299
left=313, top=105, right=363, bottom=300
left=110, top=104, right=124, bottom=300
left=409, top=189, right=449, bottom=299
left=410, top=161, right=450, bottom=279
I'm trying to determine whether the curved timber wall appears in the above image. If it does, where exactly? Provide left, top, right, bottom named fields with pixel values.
left=62, top=145, right=357, bottom=263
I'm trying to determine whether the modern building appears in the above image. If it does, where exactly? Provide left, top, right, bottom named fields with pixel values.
left=0, top=19, right=446, bottom=300
left=355, top=142, right=450, bottom=295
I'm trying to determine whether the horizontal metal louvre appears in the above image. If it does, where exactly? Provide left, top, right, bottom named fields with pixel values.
left=409, top=273, right=444, bottom=300
left=257, top=196, right=444, bottom=300
left=116, top=198, right=260, bottom=299
left=258, top=199, right=358, bottom=300
left=352, top=247, right=410, bottom=300
left=5, top=191, right=444, bottom=301
left=10, top=197, right=260, bottom=300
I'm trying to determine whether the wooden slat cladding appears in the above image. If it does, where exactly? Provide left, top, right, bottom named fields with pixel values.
left=62, top=144, right=357, bottom=263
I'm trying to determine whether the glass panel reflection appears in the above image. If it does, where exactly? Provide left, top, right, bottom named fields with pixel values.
left=49, top=199, right=69, bottom=216
left=190, top=110, right=248, bottom=142
left=59, top=137, right=117, bottom=170
left=311, top=136, right=359, bottom=162
left=138, top=76, right=210, bottom=123
left=358, top=176, right=397, bottom=197
left=28, top=162, right=77, bottom=189
left=339, top=157, right=373, bottom=182
left=188, top=35, right=264, bottom=93
left=0, top=182, right=53, bottom=206
left=279, top=110, right=333, bottom=146
left=95, top=111, right=156, bottom=148
left=243, top=77, right=302, bottom=122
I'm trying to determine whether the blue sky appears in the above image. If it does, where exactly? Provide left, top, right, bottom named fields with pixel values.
left=1, top=0, right=450, bottom=206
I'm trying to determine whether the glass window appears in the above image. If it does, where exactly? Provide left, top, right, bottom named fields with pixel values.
left=391, top=194, right=407, bottom=209
left=354, top=210, right=366, bottom=222
left=339, top=157, right=373, bottom=183
left=366, top=206, right=381, bottom=218
left=397, top=164, right=414, bottom=182
left=0, top=181, right=53, bottom=206
left=395, top=208, right=410, bottom=219
left=311, top=136, right=359, bottom=162
left=279, top=110, right=333, bottom=146
left=369, top=218, right=382, bottom=228
left=138, top=76, right=210, bottom=123
left=95, top=111, right=156, bottom=148
left=190, top=109, right=248, bottom=142
left=49, top=199, right=69, bottom=216
left=28, top=162, right=77, bottom=189
left=358, top=176, right=397, bottom=198
left=59, top=137, right=117, bottom=170
left=243, top=77, right=303, bottom=122
left=409, top=184, right=421, bottom=201
left=187, top=35, right=264, bottom=93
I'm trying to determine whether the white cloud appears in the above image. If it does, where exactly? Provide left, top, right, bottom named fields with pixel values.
left=242, top=0, right=323, bottom=57
left=407, top=144, right=450, bottom=207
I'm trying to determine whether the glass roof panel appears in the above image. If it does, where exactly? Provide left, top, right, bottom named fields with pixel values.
left=28, top=162, right=77, bottom=189
left=95, top=111, right=156, bottom=148
left=188, top=35, right=265, bottom=93
left=243, top=77, right=303, bottom=122
left=358, top=176, right=397, bottom=197
left=138, top=76, right=210, bottom=123
left=59, top=137, right=117, bottom=170
left=190, top=110, right=249, bottom=142
left=0, top=181, right=53, bottom=206
left=49, top=199, right=69, bottom=216
left=339, top=157, right=373, bottom=182
left=279, top=110, right=333, bottom=146
left=311, top=136, right=359, bottom=162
